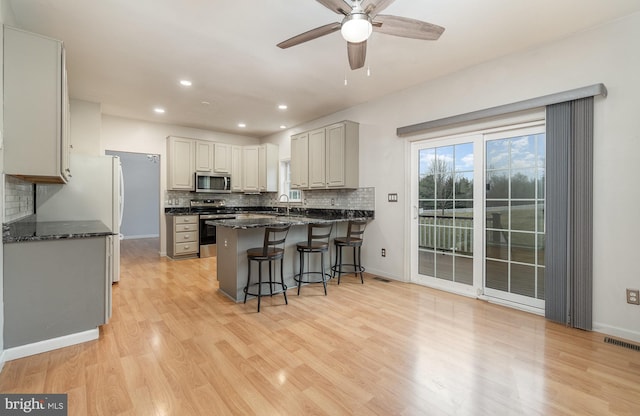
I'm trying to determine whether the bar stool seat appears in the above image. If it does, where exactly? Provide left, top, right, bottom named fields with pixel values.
left=243, top=225, right=290, bottom=312
left=331, top=220, right=367, bottom=284
left=294, top=222, right=334, bottom=295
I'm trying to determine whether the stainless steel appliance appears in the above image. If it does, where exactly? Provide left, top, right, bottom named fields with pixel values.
left=194, top=173, right=231, bottom=193
left=190, top=199, right=236, bottom=257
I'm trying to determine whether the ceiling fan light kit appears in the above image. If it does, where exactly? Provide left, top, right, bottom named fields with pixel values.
left=278, top=0, right=444, bottom=70
left=341, top=11, right=372, bottom=43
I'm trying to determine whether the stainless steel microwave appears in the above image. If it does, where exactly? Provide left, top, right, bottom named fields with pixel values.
left=194, top=173, right=231, bottom=193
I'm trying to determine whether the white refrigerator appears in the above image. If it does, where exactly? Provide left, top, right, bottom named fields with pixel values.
left=36, top=154, right=124, bottom=283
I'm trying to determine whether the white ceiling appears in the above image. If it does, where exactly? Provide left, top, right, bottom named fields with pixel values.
left=8, top=0, right=640, bottom=138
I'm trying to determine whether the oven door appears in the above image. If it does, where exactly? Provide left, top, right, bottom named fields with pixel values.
left=199, top=218, right=218, bottom=257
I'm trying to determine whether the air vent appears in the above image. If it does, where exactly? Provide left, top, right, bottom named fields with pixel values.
left=604, top=337, right=640, bottom=352
left=373, top=276, right=391, bottom=283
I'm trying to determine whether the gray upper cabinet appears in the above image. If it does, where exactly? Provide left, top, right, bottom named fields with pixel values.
left=167, top=136, right=195, bottom=190
left=291, top=120, right=359, bottom=189
left=4, top=26, right=71, bottom=183
left=290, top=132, right=309, bottom=189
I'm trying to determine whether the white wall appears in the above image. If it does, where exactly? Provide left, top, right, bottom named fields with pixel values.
left=100, top=115, right=260, bottom=255
left=70, top=99, right=101, bottom=155
left=264, top=12, right=640, bottom=342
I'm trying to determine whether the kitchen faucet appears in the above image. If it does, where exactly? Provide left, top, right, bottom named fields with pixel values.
left=278, top=193, right=290, bottom=216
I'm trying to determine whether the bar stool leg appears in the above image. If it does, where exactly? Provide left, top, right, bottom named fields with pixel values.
left=257, top=261, right=263, bottom=313
left=321, top=251, right=327, bottom=295
left=280, top=257, right=288, bottom=305
left=357, top=246, right=364, bottom=284
left=244, top=258, right=251, bottom=304
left=297, top=249, right=304, bottom=295
left=336, top=245, right=343, bottom=285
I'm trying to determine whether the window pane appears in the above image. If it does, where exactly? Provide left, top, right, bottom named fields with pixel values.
left=486, top=231, right=508, bottom=260
left=436, top=253, right=454, bottom=281
left=486, top=139, right=510, bottom=170
left=511, top=201, right=536, bottom=232
left=486, top=170, right=509, bottom=199
left=454, top=227, right=473, bottom=255
left=511, top=169, right=536, bottom=199
left=455, top=171, right=473, bottom=199
left=511, top=232, right=536, bottom=264
left=419, top=148, right=436, bottom=175
left=511, top=264, right=535, bottom=297
left=486, top=260, right=508, bottom=290
left=455, top=256, right=473, bottom=285
left=455, top=143, right=474, bottom=171
left=419, top=249, right=434, bottom=276
left=510, top=135, right=537, bottom=169
left=486, top=201, right=508, bottom=229
left=419, top=175, right=435, bottom=199
left=435, top=225, right=454, bottom=252
left=435, top=146, right=454, bottom=172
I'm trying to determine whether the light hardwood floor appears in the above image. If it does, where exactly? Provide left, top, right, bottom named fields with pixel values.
left=1, top=238, right=639, bottom=415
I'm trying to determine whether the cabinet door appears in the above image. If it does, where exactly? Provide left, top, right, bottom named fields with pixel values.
left=167, top=137, right=195, bottom=190
left=195, top=141, right=214, bottom=172
left=231, top=145, right=243, bottom=192
left=291, top=133, right=309, bottom=189
left=4, top=27, right=67, bottom=182
left=308, top=128, right=326, bottom=188
left=243, top=146, right=260, bottom=191
left=213, top=143, right=232, bottom=173
left=326, top=122, right=347, bottom=187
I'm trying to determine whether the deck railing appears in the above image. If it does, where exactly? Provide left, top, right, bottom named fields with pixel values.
left=418, top=215, right=473, bottom=254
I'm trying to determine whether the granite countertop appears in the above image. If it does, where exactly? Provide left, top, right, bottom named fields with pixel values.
left=207, top=213, right=371, bottom=230
left=3, top=219, right=115, bottom=243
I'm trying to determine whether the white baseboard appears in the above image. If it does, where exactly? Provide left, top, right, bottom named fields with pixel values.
left=3, top=329, right=99, bottom=362
left=123, top=234, right=159, bottom=240
left=362, top=267, right=404, bottom=282
left=0, top=350, right=5, bottom=374
left=593, top=322, right=640, bottom=344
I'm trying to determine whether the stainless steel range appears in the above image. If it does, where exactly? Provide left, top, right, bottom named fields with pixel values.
left=190, top=199, right=236, bottom=258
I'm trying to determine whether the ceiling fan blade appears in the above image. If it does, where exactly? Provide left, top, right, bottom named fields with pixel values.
left=347, top=41, right=367, bottom=70
left=316, top=0, right=350, bottom=15
left=373, top=14, right=445, bottom=40
left=363, top=0, right=396, bottom=16
left=277, top=22, right=341, bottom=49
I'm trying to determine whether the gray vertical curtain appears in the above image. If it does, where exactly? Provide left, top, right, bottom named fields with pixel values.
left=545, top=97, right=594, bottom=330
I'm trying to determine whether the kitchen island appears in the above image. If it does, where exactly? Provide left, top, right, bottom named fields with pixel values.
left=209, top=212, right=372, bottom=302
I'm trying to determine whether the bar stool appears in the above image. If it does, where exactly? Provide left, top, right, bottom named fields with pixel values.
left=331, top=220, right=367, bottom=284
left=243, top=225, right=291, bottom=312
left=294, top=222, right=334, bottom=295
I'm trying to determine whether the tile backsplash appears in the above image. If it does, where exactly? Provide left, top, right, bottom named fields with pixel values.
left=166, top=187, right=375, bottom=211
left=4, top=175, right=35, bottom=223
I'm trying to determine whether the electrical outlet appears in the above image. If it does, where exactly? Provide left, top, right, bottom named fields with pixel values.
left=381, top=248, right=386, bottom=257
left=627, top=289, right=640, bottom=305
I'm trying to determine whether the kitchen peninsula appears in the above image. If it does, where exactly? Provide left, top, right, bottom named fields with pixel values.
left=209, top=210, right=373, bottom=302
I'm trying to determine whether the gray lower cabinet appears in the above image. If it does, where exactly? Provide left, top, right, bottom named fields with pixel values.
left=166, top=215, right=199, bottom=259
left=3, top=237, right=108, bottom=349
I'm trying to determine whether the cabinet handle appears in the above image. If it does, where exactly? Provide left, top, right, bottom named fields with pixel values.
left=184, top=245, right=189, bottom=249
left=184, top=235, right=189, bottom=239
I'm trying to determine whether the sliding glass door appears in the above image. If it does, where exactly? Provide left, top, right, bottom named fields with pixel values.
left=410, top=123, right=546, bottom=310
left=484, top=126, right=546, bottom=309
left=410, top=135, right=482, bottom=296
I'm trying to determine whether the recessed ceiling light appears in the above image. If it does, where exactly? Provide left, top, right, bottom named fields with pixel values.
left=280, top=125, right=287, bottom=129
left=154, top=107, right=165, bottom=114
left=278, top=104, right=288, bottom=110
left=201, top=101, right=210, bottom=105
left=179, top=80, right=192, bottom=86
left=238, top=123, right=246, bottom=128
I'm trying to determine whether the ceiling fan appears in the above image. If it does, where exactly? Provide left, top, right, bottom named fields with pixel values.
left=277, top=0, right=445, bottom=70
